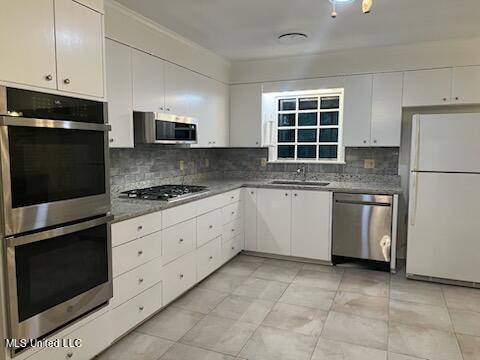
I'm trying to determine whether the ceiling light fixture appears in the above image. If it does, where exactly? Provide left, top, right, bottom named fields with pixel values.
left=329, top=0, right=373, bottom=18
left=278, top=32, right=308, bottom=45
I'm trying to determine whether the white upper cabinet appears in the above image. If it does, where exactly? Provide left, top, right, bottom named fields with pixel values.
left=256, top=188, right=291, bottom=256
left=0, top=0, right=57, bottom=89
left=106, top=39, right=133, bottom=148
left=452, top=66, right=480, bottom=105
left=403, top=68, right=452, bottom=106
left=371, top=72, right=403, bottom=147
left=55, top=0, right=104, bottom=97
left=229, top=83, right=263, bottom=147
left=132, top=49, right=165, bottom=112
left=164, top=62, right=194, bottom=116
left=75, top=0, right=104, bottom=13
left=213, top=81, right=229, bottom=147
left=291, top=190, right=331, bottom=261
left=343, top=74, right=373, bottom=147
left=0, top=0, right=105, bottom=98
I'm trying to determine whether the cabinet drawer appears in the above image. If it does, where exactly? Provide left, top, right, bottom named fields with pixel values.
left=112, top=211, right=162, bottom=247
left=222, top=217, right=244, bottom=243
left=222, top=201, right=242, bottom=224
left=162, top=219, right=196, bottom=265
left=223, top=189, right=242, bottom=204
left=112, top=231, right=162, bottom=277
left=196, top=237, right=222, bottom=281
left=111, top=257, right=162, bottom=308
left=197, top=209, right=223, bottom=248
left=222, top=235, right=244, bottom=263
left=162, top=202, right=196, bottom=229
left=112, top=282, right=163, bottom=340
left=195, top=193, right=225, bottom=215
left=163, top=251, right=196, bottom=305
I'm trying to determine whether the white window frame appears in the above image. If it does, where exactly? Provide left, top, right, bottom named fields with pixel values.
left=267, top=88, right=344, bottom=163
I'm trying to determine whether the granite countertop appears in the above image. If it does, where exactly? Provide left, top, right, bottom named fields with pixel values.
left=110, top=178, right=401, bottom=223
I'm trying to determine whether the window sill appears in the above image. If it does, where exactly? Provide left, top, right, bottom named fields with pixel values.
left=268, top=160, right=346, bottom=165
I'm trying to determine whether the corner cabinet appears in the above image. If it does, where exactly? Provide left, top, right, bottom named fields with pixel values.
left=229, top=83, right=263, bottom=147
left=0, top=0, right=105, bottom=98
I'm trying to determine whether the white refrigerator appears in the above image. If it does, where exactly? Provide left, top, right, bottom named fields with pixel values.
left=407, top=113, right=480, bottom=283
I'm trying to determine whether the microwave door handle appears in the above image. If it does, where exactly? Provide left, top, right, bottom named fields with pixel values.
left=6, top=215, right=113, bottom=247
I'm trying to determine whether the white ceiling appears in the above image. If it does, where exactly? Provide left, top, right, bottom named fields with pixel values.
left=115, top=0, right=480, bottom=61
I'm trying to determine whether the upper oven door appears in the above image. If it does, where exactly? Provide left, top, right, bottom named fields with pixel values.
left=0, top=117, right=111, bottom=235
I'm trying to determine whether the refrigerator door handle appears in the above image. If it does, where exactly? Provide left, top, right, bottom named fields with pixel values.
left=410, top=172, right=419, bottom=226
left=412, top=117, right=421, bottom=170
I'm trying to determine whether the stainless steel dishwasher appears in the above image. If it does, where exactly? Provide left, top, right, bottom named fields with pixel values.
left=333, top=193, right=393, bottom=263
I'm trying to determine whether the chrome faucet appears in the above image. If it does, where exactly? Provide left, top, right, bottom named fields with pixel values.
left=296, top=165, right=307, bottom=182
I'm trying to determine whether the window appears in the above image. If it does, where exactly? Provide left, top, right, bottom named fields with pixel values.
left=271, top=90, right=344, bottom=163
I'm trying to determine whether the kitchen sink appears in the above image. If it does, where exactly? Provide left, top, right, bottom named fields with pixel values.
left=269, top=180, right=330, bottom=186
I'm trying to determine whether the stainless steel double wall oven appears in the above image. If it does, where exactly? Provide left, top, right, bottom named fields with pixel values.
left=0, top=87, right=113, bottom=350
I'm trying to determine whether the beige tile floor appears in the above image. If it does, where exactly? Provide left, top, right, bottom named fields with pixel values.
left=98, top=254, right=480, bottom=360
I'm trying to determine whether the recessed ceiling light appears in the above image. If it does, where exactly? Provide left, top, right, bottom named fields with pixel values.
left=278, top=32, right=308, bottom=45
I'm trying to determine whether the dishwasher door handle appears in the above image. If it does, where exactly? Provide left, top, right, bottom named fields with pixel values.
left=334, top=200, right=392, bottom=207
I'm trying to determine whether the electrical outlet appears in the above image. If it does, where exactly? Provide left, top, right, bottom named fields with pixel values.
left=364, top=159, right=375, bottom=169
left=205, top=158, right=209, bottom=168
left=260, top=158, right=267, bottom=167
left=179, top=160, right=185, bottom=171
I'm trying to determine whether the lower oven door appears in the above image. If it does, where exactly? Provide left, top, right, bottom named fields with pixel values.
left=5, top=216, right=113, bottom=341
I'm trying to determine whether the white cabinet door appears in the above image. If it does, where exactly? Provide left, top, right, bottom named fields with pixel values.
left=55, top=0, right=104, bottom=97
left=452, top=66, right=480, bottom=105
left=244, top=188, right=258, bottom=251
left=190, top=74, right=214, bottom=147
left=371, top=72, right=403, bottom=147
left=0, top=0, right=57, bottom=89
left=256, top=189, right=291, bottom=256
left=403, top=68, right=452, bottom=106
left=106, top=39, right=134, bottom=147
left=132, top=49, right=165, bottom=112
left=164, top=62, right=194, bottom=115
left=163, top=251, right=197, bottom=305
left=213, top=81, right=230, bottom=147
left=196, top=237, right=222, bottom=281
left=343, top=74, right=373, bottom=147
left=229, top=83, right=263, bottom=147
left=291, top=190, right=332, bottom=261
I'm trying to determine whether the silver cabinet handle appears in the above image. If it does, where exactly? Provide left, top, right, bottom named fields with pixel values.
left=363, top=140, right=367, bottom=144
left=443, top=97, right=447, bottom=102
left=159, top=106, right=164, bottom=110
left=231, top=211, right=235, bottom=215
left=231, top=196, right=235, bottom=199
left=137, top=225, right=143, bottom=231
left=66, top=353, right=73, bottom=359
left=45, top=74, right=53, bottom=81
left=255, top=141, right=259, bottom=145
left=179, top=238, right=184, bottom=243
left=138, top=250, right=143, bottom=256
left=63, top=78, right=70, bottom=84
left=231, top=246, right=235, bottom=250
left=209, top=225, right=213, bottom=229
left=139, top=306, right=144, bottom=311
left=138, top=278, right=144, bottom=283
left=455, top=96, right=459, bottom=101
left=285, top=193, right=288, bottom=196
left=231, top=228, right=235, bottom=232
left=209, top=255, right=213, bottom=260
left=179, top=273, right=184, bottom=279
left=109, top=138, right=114, bottom=143
left=373, top=140, right=377, bottom=144
left=294, top=193, right=297, bottom=197
left=250, top=191, right=254, bottom=194
left=166, top=108, right=171, bottom=112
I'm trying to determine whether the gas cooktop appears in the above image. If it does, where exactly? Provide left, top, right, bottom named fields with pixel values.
left=121, top=185, right=209, bottom=201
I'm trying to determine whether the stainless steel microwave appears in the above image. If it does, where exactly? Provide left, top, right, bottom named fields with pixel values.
left=134, top=111, right=198, bottom=145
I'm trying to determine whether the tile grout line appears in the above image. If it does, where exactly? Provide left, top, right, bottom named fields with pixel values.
left=441, top=286, right=466, bottom=360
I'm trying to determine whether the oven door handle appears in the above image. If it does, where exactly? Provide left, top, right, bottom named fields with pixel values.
left=6, top=215, right=114, bottom=247
left=0, top=116, right=111, bottom=131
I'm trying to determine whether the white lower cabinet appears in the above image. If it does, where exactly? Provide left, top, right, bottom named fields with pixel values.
left=291, top=190, right=332, bottom=261
left=243, top=188, right=258, bottom=251
left=111, top=257, right=162, bottom=309
left=222, top=201, right=242, bottom=224
left=196, top=237, right=222, bottom=281
left=222, top=234, right=244, bottom=263
left=162, top=219, right=196, bottom=265
left=197, top=208, right=223, bottom=248
left=112, top=230, right=162, bottom=277
left=162, top=251, right=197, bottom=305
left=256, top=189, right=292, bottom=256
left=223, top=217, right=244, bottom=242
left=112, top=282, right=163, bottom=340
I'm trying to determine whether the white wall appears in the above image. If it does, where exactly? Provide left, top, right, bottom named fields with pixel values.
left=231, top=38, right=480, bottom=84
left=104, top=0, right=230, bottom=83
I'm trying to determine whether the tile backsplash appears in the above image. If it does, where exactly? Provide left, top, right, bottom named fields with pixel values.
left=110, top=146, right=399, bottom=193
